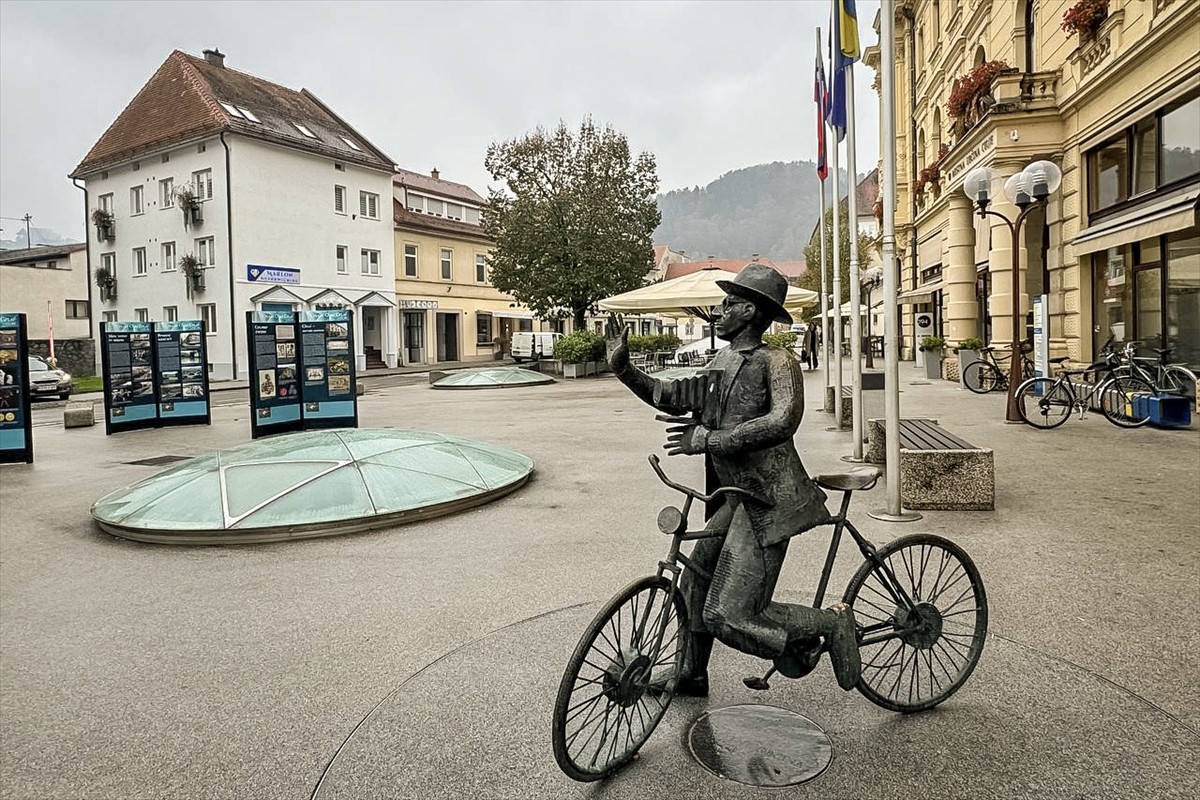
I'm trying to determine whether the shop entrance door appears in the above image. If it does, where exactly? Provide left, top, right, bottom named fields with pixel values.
left=435, top=312, right=459, bottom=362
left=403, top=311, right=425, bottom=365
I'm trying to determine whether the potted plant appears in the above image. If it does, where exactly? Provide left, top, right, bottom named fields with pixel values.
left=91, top=208, right=115, bottom=242
left=179, top=253, right=205, bottom=296
left=554, top=330, right=603, bottom=378
left=94, top=265, right=117, bottom=301
left=955, top=337, right=985, bottom=386
left=176, top=186, right=203, bottom=226
left=1061, top=0, right=1108, bottom=40
left=919, top=335, right=946, bottom=379
left=947, top=60, right=1011, bottom=126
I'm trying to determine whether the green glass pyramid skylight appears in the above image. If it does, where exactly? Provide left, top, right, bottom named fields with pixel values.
left=91, top=429, right=534, bottom=544
left=432, top=367, right=555, bottom=389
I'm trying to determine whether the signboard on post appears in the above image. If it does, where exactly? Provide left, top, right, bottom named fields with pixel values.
left=247, top=311, right=303, bottom=439
left=100, top=321, right=159, bottom=435
left=1033, top=295, right=1050, bottom=377
left=0, top=313, right=33, bottom=464
left=298, top=309, right=358, bottom=429
left=155, top=320, right=211, bottom=426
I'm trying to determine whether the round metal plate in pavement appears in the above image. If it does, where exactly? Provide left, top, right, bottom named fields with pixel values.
left=687, top=703, right=832, bottom=787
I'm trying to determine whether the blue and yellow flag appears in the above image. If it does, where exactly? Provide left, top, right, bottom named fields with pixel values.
left=835, top=0, right=860, bottom=62
left=828, top=0, right=860, bottom=142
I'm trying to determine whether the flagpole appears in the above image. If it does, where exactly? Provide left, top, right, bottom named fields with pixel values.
left=870, top=0, right=920, bottom=522
left=830, top=122, right=844, bottom=431
left=846, top=69, right=864, bottom=461
left=816, top=27, right=831, bottom=410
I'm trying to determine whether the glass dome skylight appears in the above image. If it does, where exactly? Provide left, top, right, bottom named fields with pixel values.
left=432, top=367, right=555, bottom=389
left=91, top=429, right=533, bottom=544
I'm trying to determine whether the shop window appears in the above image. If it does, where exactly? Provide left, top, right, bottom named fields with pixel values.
left=1093, top=246, right=1130, bottom=353
left=1135, top=267, right=1163, bottom=350
left=476, top=313, right=493, bottom=344
left=1166, top=232, right=1200, bottom=368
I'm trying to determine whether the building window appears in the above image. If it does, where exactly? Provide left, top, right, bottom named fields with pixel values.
left=101, top=251, right=116, bottom=275
left=336, top=244, right=348, bottom=274
left=133, top=247, right=147, bottom=276
left=334, top=162, right=345, bottom=172
left=334, top=185, right=346, bottom=214
left=407, top=194, right=424, bottom=213
left=359, top=191, right=379, bottom=219
left=162, top=241, right=176, bottom=271
left=160, top=178, right=174, bottom=208
left=198, top=303, right=217, bottom=335
left=440, top=248, right=452, bottom=280
left=476, top=313, right=493, bottom=344
left=99, top=193, right=113, bottom=214
left=361, top=248, right=380, bottom=275
left=162, top=153, right=170, bottom=164
left=102, top=310, right=118, bottom=324
left=163, top=305, right=178, bottom=322
left=46, top=261, right=57, bottom=269
left=475, top=254, right=487, bottom=283
left=1166, top=232, right=1200, bottom=367
left=196, top=236, right=216, bottom=267
left=1133, top=118, right=1158, bottom=195
left=197, top=143, right=206, bottom=154
left=465, top=207, right=481, bottom=225
left=293, top=122, right=318, bottom=139
left=447, top=202, right=463, bottom=221
left=65, top=300, right=89, bottom=319
left=1161, top=95, right=1200, bottom=186
left=427, top=199, right=444, bottom=217
left=192, top=169, right=213, bottom=201
left=339, top=136, right=362, bottom=151
left=130, top=185, right=144, bottom=215
left=135, top=308, right=149, bottom=322
left=1088, top=135, right=1128, bottom=213
left=404, top=244, right=418, bottom=277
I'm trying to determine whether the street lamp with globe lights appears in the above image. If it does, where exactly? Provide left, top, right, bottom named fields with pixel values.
left=962, top=160, right=1062, bottom=422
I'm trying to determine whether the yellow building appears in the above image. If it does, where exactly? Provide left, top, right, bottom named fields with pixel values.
left=868, top=0, right=1199, bottom=374
left=392, top=168, right=534, bottom=365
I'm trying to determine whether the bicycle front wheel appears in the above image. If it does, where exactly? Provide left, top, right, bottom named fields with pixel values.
left=843, top=534, right=988, bottom=713
left=1161, top=365, right=1197, bottom=405
left=1015, top=377, right=1072, bottom=429
left=1099, top=375, right=1154, bottom=428
left=962, top=361, right=1001, bottom=394
left=552, top=575, right=688, bottom=782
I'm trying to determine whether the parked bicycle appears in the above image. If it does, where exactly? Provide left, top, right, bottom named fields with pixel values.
left=962, top=340, right=1035, bottom=394
left=1108, top=341, right=1197, bottom=406
left=1014, top=355, right=1156, bottom=429
left=551, top=455, right=988, bottom=782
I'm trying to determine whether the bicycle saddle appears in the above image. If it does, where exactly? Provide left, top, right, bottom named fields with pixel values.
left=1049, top=356, right=1070, bottom=364
left=815, top=467, right=881, bottom=492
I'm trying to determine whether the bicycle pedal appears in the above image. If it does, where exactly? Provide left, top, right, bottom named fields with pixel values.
left=742, top=675, right=771, bottom=691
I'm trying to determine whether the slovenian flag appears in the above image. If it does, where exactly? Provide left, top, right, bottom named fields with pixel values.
left=815, top=40, right=828, bottom=181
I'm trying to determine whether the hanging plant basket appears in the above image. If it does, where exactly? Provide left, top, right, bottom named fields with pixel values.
left=947, top=60, right=1011, bottom=120
left=176, top=187, right=203, bottom=226
left=91, top=208, right=115, bottom=242
left=94, top=266, right=117, bottom=301
left=180, top=253, right=205, bottom=295
left=1061, top=0, right=1109, bottom=39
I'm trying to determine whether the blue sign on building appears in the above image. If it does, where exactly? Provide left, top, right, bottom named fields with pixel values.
left=246, top=264, right=300, bottom=284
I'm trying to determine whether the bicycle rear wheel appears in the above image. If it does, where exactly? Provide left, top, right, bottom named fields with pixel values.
left=843, top=534, right=988, bottom=713
left=1161, top=365, right=1197, bottom=405
left=1015, top=377, right=1072, bottom=429
left=552, top=575, right=688, bottom=782
left=1099, top=375, right=1154, bottom=428
left=962, top=362, right=1001, bottom=394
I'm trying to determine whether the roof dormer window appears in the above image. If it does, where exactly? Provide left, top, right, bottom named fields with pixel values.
left=339, top=136, right=362, bottom=152
left=238, top=106, right=260, bottom=123
left=220, top=102, right=244, bottom=118
left=293, top=123, right=318, bottom=139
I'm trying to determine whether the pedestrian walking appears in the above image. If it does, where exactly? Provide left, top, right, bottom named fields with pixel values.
left=804, top=322, right=820, bottom=371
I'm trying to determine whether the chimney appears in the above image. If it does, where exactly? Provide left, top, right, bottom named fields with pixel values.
left=430, top=168, right=440, bottom=180
left=203, top=48, right=225, bottom=68
left=751, top=253, right=760, bottom=262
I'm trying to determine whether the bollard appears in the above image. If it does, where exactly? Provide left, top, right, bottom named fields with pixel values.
left=64, top=401, right=96, bottom=429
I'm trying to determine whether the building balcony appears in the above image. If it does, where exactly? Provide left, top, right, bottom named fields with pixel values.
left=950, top=68, right=1061, bottom=143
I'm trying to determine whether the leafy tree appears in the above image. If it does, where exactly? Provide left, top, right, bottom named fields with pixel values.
left=799, top=206, right=877, bottom=322
left=483, top=118, right=661, bottom=329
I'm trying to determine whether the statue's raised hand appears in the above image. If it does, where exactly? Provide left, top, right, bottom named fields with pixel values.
left=605, top=314, right=630, bottom=375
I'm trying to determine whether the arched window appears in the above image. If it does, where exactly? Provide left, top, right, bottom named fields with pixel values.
left=917, top=128, right=927, bottom=172
left=932, top=108, right=942, bottom=155
left=974, top=45, right=987, bottom=67
left=933, top=0, right=941, bottom=31
left=1023, top=0, right=1038, bottom=72
left=917, top=27, right=924, bottom=66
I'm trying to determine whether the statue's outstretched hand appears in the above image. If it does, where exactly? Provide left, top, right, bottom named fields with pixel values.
left=664, top=423, right=709, bottom=456
left=605, top=314, right=630, bottom=375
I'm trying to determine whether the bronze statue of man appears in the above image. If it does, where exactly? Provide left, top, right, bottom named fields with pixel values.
left=606, top=263, right=860, bottom=695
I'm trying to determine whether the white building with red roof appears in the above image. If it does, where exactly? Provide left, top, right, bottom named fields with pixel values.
left=70, top=48, right=398, bottom=378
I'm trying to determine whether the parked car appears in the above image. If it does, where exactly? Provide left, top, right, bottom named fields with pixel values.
left=510, top=331, right=563, bottom=362
left=27, top=356, right=72, bottom=400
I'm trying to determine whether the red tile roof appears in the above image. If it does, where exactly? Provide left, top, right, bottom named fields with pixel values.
left=772, top=260, right=808, bottom=279
left=71, top=50, right=393, bottom=177
left=664, top=258, right=779, bottom=281
left=394, top=169, right=485, bottom=205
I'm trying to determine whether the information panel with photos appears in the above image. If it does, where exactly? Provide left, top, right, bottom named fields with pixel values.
left=155, top=320, right=212, bottom=426
left=247, top=311, right=304, bottom=438
left=298, top=309, right=358, bottom=429
left=100, top=321, right=160, bottom=434
left=0, top=313, right=33, bottom=464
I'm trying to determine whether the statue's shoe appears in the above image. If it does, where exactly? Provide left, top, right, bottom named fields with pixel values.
left=826, top=603, right=861, bottom=691
left=773, top=636, right=823, bottom=679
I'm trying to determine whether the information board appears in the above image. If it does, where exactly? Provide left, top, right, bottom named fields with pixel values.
left=155, top=320, right=212, bottom=426
left=247, top=311, right=304, bottom=438
left=100, top=321, right=158, bottom=434
left=298, top=310, right=358, bottom=429
left=0, top=313, right=33, bottom=464
left=1033, top=295, right=1049, bottom=378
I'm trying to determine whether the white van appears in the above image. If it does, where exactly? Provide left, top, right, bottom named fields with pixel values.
left=510, top=331, right=563, bottom=362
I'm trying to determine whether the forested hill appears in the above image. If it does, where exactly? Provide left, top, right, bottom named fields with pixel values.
left=653, top=160, right=847, bottom=262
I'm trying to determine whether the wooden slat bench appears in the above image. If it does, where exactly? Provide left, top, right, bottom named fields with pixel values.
left=866, top=417, right=994, bottom=511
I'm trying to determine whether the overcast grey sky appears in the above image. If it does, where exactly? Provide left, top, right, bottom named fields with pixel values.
left=0, top=0, right=881, bottom=241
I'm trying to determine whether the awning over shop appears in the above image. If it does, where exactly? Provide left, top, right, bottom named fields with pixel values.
left=492, top=310, right=535, bottom=320
left=897, top=281, right=943, bottom=304
left=1072, top=187, right=1199, bottom=255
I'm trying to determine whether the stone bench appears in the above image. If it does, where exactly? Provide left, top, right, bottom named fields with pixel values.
left=63, top=401, right=96, bottom=429
left=867, top=417, right=994, bottom=511
left=824, top=385, right=852, bottom=426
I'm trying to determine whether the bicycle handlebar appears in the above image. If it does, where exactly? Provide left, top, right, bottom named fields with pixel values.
left=646, top=454, right=771, bottom=508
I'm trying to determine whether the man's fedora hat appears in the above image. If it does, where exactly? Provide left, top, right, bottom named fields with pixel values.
left=717, top=263, right=793, bottom=325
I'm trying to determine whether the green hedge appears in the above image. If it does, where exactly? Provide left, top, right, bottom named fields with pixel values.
left=626, top=332, right=682, bottom=354
left=553, top=330, right=607, bottom=364
left=762, top=331, right=798, bottom=349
